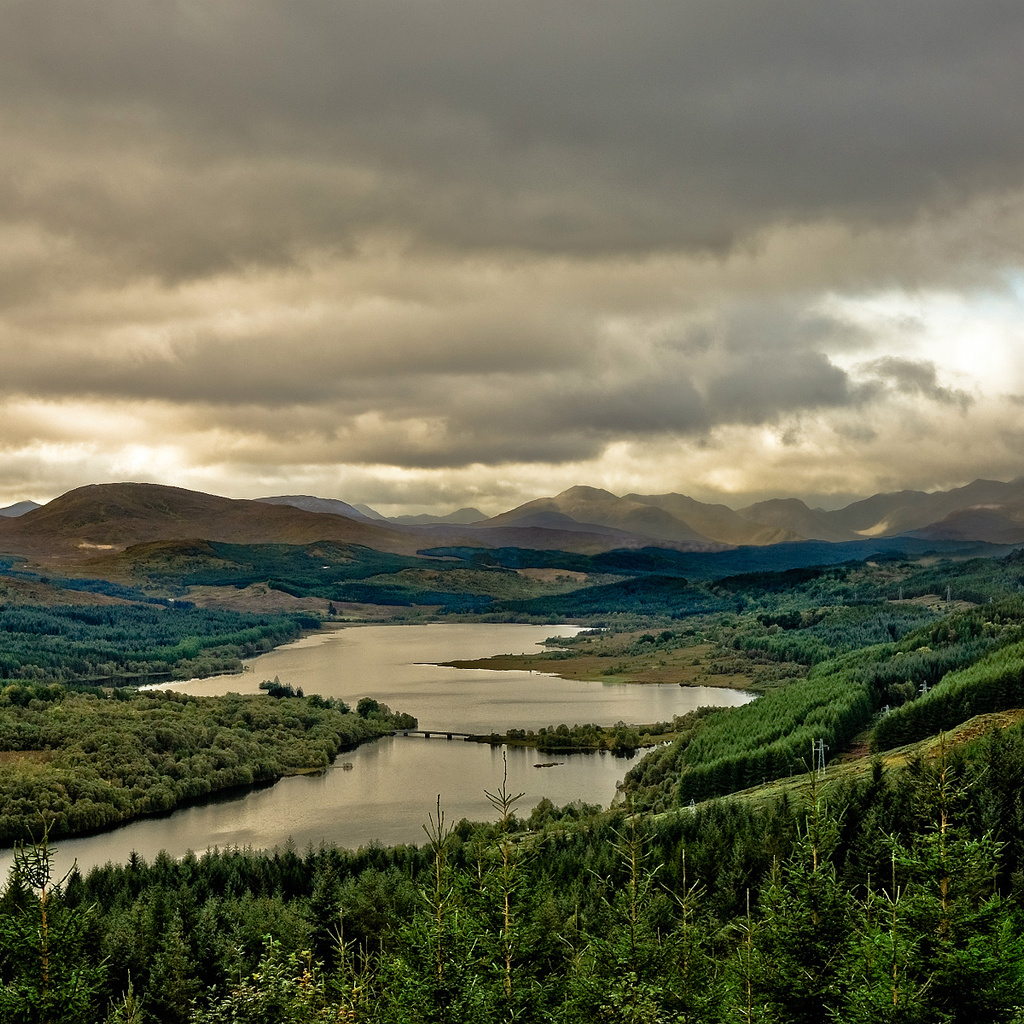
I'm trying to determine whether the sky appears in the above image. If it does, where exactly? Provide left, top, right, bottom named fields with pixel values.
left=2, top=0, right=1024, bottom=516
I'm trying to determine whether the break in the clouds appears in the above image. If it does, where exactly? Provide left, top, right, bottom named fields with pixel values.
left=2, top=0, right=1024, bottom=512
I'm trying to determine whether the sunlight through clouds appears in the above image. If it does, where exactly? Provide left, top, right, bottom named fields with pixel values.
left=2, top=0, right=1024, bottom=510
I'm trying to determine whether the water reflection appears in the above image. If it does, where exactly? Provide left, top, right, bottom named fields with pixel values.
left=5, top=623, right=752, bottom=877
left=11, top=739, right=650, bottom=878
left=157, top=623, right=750, bottom=734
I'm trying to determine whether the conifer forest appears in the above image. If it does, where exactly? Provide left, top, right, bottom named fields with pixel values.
left=5, top=545, right=1024, bottom=1021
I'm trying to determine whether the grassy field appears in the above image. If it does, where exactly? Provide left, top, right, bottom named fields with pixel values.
left=440, top=633, right=766, bottom=689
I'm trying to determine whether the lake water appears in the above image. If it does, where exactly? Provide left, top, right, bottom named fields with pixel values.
left=2, top=623, right=752, bottom=877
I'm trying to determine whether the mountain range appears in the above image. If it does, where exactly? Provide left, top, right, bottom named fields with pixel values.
left=492, top=478, right=1024, bottom=547
left=3, top=477, right=1024, bottom=571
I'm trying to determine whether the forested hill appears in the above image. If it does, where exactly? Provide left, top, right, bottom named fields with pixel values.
left=4, top=716, right=1024, bottom=1022
left=0, top=599, right=319, bottom=684
left=427, top=534, right=1012, bottom=582
left=2, top=533, right=1004, bottom=620
left=0, top=685, right=415, bottom=843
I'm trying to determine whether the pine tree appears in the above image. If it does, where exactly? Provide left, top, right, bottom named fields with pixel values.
left=479, top=759, right=542, bottom=1021
left=883, top=749, right=1022, bottom=1023
left=144, top=912, right=198, bottom=1024
left=564, top=809, right=720, bottom=1023
left=192, top=937, right=350, bottom=1023
left=372, top=797, right=486, bottom=1024
left=0, top=835, right=104, bottom=1024
left=667, top=848, right=726, bottom=1023
left=847, top=849, right=930, bottom=1024
left=749, top=787, right=859, bottom=1024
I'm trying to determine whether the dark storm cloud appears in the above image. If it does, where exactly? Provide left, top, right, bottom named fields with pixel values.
left=705, top=351, right=851, bottom=424
left=3, top=0, right=1024, bottom=275
left=0, top=286, right=871, bottom=471
left=161, top=332, right=866, bottom=470
left=863, top=357, right=974, bottom=409
left=2, top=0, right=1023, bottom=506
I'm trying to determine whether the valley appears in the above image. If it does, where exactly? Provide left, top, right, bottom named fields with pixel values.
left=4, top=478, right=1024, bottom=1022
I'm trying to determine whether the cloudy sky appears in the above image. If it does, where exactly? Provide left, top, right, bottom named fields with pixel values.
left=3, top=0, right=1024, bottom=514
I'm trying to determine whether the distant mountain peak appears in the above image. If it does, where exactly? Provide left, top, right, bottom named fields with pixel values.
left=390, top=508, right=487, bottom=526
left=0, top=500, right=42, bottom=518
left=5, top=473, right=1024, bottom=564
left=353, top=503, right=387, bottom=520
left=742, top=497, right=813, bottom=512
left=483, top=485, right=717, bottom=546
left=557, top=485, right=619, bottom=501
left=256, top=495, right=372, bottom=521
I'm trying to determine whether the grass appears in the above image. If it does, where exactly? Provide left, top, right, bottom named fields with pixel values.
left=719, top=707, right=1024, bottom=813
left=439, top=635, right=762, bottom=690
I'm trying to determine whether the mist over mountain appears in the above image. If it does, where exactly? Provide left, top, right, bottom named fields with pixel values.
left=352, top=504, right=387, bottom=520
left=256, top=495, right=375, bottom=521
left=484, top=477, right=1024, bottom=547
left=390, top=508, right=487, bottom=526
left=354, top=506, right=487, bottom=526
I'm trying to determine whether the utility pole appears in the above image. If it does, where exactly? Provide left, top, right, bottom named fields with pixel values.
left=813, top=738, right=828, bottom=778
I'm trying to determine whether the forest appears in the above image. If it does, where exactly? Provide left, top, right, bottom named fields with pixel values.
left=3, top=730, right=1024, bottom=1023
left=4, top=541, right=1024, bottom=1020
left=0, top=686, right=415, bottom=844
left=619, top=595, right=1024, bottom=811
left=0, top=602, right=318, bottom=684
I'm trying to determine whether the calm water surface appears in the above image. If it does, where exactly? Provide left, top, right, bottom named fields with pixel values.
left=159, top=622, right=744, bottom=733
left=3, top=623, right=752, bottom=877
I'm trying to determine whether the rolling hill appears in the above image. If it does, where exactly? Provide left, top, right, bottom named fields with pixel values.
left=0, top=483, right=415, bottom=563
left=4, top=475, right=1024, bottom=582
left=0, top=482, right=716, bottom=573
left=486, top=478, right=1024, bottom=547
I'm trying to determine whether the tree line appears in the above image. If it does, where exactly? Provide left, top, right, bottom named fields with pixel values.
left=4, top=725, right=1024, bottom=1022
left=0, top=602, right=319, bottom=683
left=622, top=596, right=1024, bottom=812
left=0, top=685, right=415, bottom=844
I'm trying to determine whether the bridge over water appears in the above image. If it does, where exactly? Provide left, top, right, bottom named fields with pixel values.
left=397, top=728, right=476, bottom=740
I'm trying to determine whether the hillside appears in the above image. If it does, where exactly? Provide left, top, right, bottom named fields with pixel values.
left=737, top=497, right=859, bottom=542
left=832, top=476, right=1024, bottom=537
left=488, top=476, right=1024, bottom=546
left=0, top=483, right=700, bottom=572
left=626, top=491, right=798, bottom=545
left=910, top=504, right=1024, bottom=544
left=481, top=485, right=721, bottom=546
left=739, top=477, right=1024, bottom=543
left=0, top=483, right=418, bottom=564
